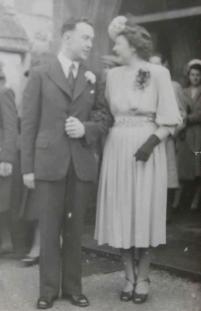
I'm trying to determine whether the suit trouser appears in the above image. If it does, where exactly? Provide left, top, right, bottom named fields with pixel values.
left=38, top=163, right=92, bottom=299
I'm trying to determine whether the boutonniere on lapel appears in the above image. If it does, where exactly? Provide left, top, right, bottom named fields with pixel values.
left=85, top=71, right=96, bottom=95
left=134, top=69, right=151, bottom=90
left=85, top=71, right=96, bottom=84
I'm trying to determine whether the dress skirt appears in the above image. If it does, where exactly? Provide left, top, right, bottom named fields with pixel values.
left=95, top=117, right=168, bottom=249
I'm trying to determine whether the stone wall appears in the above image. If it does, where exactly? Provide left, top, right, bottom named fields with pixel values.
left=0, top=0, right=54, bottom=112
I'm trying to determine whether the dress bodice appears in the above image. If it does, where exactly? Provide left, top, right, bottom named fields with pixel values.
left=105, top=63, right=181, bottom=127
left=106, top=65, right=157, bottom=117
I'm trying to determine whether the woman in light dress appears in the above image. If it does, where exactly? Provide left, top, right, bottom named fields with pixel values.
left=95, top=15, right=181, bottom=303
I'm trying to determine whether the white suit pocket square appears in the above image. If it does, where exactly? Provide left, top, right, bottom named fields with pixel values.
left=90, top=90, right=95, bottom=94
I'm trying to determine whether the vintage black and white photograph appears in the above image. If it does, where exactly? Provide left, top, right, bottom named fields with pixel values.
left=0, top=0, right=201, bottom=310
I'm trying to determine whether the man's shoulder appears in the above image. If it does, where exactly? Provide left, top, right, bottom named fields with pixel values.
left=30, top=56, right=58, bottom=77
left=105, top=66, right=123, bottom=82
left=31, top=63, right=50, bottom=77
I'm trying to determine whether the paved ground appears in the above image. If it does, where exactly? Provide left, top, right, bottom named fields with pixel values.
left=1, top=211, right=201, bottom=310
left=83, top=211, right=201, bottom=280
left=0, top=256, right=201, bottom=311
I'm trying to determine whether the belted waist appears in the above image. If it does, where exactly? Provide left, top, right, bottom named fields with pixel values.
left=113, top=113, right=155, bottom=127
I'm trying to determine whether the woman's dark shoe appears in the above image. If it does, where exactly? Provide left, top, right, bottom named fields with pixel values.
left=37, top=297, right=55, bottom=309
left=120, top=278, right=134, bottom=302
left=133, top=292, right=148, bottom=304
left=120, top=290, right=133, bottom=302
left=21, top=255, right=39, bottom=267
left=63, top=294, right=89, bottom=307
left=133, top=278, right=150, bottom=304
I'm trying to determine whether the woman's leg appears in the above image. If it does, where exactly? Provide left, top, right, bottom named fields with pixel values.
left=133, top=247, right=151, bottom=303
left=190, top=178, right=201, bottom=211
left=178, top=180, right=196, bottom=211
left=167, top=188, right=176, bottom=224
left=120, top=248, right=136, bottom=300
left=28, top=223, right=40, bottom=258
left=137, top=248, right=151, bottom=282
left=121, top=248, right=135, bottom=290
left=172, top=187, right=182, bottom=210
left=21, top=222, right=40, bottom=265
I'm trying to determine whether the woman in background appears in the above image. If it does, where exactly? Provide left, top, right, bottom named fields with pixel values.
left=177, top=59, right=201, bottom=212
left=95, top=15, right=181, bottom=303
left=149, top=54, right=187, bottom=222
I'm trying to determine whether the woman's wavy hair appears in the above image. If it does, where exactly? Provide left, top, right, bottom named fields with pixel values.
left=118, top=15, right=153, bottom=60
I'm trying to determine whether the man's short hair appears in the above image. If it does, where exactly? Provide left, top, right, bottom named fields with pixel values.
left=61, top=18, right=93, bottom=36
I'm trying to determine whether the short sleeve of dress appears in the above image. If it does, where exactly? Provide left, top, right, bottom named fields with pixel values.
left=155, top=67, right=182, bottom=127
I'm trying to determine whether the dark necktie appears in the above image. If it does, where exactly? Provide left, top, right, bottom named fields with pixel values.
left=68, top=63, right=76, bottom=94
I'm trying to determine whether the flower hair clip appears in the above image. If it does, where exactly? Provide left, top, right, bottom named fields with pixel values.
left=135, top=69, right=151, bottom=90
left=108, top=16, right=127, bottom=41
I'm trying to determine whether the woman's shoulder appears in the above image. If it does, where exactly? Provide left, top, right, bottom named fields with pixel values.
left=106, top=66, right=125, bottom=79
left=148, top=63, right=169, bottom=77
left=146, top=63, right=171, bottom=85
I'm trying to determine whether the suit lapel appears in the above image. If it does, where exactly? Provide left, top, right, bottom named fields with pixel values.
left=47, top=59, right=72, bottom=98
left=73, top=65, right=87, bottom=101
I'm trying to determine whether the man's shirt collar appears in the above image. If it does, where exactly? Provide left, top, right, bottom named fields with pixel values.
left=58, top=52, right=79, bottom=79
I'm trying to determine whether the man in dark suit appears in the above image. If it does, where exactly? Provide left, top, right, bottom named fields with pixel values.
left=21, top=18, right=111, bottom=309
left=0, top=69, right=18, bottom=253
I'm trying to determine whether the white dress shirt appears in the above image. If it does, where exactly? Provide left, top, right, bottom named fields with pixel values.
left=58, top=52, right=79, bottom=79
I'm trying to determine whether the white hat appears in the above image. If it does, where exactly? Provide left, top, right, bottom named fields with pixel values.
left=187, top=59, right=201, bottom=69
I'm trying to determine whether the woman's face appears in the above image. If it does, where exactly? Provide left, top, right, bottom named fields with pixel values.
left=189, top=68, right=201, bottom=87
left=113, top=35, right=135, bottom=65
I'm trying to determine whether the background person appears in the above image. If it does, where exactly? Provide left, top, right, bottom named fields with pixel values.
left=0, top=67, right=18, bottom=255
left=177, top=59, right=201, bottom=212
left=149, top=53, right=187, bottom=222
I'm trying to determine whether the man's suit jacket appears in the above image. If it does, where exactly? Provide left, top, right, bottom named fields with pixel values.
left=21, top=58, right=111, bottom=182
left=0, top=88, right=18, bottom=212
left=0, top=88, right=18, bottom=164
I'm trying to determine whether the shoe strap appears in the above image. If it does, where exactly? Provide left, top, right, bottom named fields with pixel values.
left=136, top=278, right=150, bottom=285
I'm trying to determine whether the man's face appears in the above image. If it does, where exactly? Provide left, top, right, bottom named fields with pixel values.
left=65, top=22, right=94, bottom=61
left=189, top=68, right=201, bottom=87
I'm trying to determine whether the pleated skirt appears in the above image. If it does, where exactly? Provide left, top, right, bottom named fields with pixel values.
left=95, top=121, right=167, bottom=248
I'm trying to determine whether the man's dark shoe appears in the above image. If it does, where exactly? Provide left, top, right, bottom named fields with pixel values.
left=36, top=297, right=55, bottom=309
left=63, top=294, right=89, bottom=307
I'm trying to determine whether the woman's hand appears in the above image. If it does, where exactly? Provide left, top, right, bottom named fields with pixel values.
left=134, top=135, right=160, bottom=162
